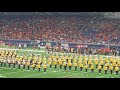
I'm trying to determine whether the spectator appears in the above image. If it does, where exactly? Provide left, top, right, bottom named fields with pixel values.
left=18, top=44, right=21, bottom=49
left=38, top=44, right=40, bottom=50
left=0, top=15, right=120, bottom=45
left=24, top=43, right=27, bottom=49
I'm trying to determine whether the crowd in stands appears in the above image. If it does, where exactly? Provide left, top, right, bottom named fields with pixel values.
left=0, top=16, right=120, bottom=45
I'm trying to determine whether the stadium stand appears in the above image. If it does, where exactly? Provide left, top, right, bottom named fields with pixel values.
left=0, top=15, right=120, bottom=45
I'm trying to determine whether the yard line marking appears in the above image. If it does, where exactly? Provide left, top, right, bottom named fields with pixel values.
left=34, top=54, right=42, bottom=55
left=18, top=70, right=59, bottom=78
left=96, top=76, right=105, bottom=78
left=1, top=71, right=24, bottom=75
left=18, top=70, right=71, bottom=78
left=18, top=70, right=49, bottom=78
left=0, top=48, right=45, bottom=52
left=57, top=73, right=82, bottom=78
left=53, top=71, right=58, bottom=72
left=18, top=74, right=42, bottom=78
left=104, top=74, right=110, bottom=76
left=0, top=75, right=6, bottom=78
left=99, top=76, right=106, bottom=78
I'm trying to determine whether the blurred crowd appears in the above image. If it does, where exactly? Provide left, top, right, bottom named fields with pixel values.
left=0, top=16, right=120, bottom=45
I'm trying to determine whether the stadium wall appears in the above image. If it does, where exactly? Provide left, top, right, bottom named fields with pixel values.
left=1, top=39, right=120, bottom=51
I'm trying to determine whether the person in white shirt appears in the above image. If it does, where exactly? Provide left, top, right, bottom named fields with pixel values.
left=24, top=44, right=27, bottom=49
left=38, top=44, right=40, bottom=50
left=18, top=44, right=21, bottom=49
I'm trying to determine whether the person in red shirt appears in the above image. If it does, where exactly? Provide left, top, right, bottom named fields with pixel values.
left=9, top=43, right=12, bottom=48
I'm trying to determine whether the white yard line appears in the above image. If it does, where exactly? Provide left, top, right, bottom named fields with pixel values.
left=0, top=75, right=6, bottom=78
left=96, top=76, right=105, bottom=78
left=0, top=48, right=45, bottom=52
left=18, top=69, right=74, bottom=78
left=97, top=74, right=118, bottom=78
left=18, top=70, right=59, bottom=78
left=57, top=73, right=82, bottom=78
left=1, top=71, right=24, bottom=75
left=34, top=54, right=42, bottom=55
left=18, top=74, right=42, bottom=78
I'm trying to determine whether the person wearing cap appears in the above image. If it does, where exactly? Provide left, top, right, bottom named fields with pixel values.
left=109, top=64, right=113, bottom=74
left=43, top=64, right=47, bottom=72
left=115, top=65, right=119, bottom=75
left=104, top=64, right=108, bottom=74
left=84, top=63, right=88, bottom=73
left=74, top=62, right=77, bottom=71
left=90, top=63, right=94, bottom=73
left=98, top=64, right=102, bottom=74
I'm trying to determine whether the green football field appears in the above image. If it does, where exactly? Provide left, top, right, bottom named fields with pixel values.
left=0, top=45, right=120, bottom=78
left=0, top=64, right=120, bottom=78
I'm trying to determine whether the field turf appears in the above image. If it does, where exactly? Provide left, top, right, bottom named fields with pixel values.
left=0, top=64, right=120, bottom=78
left=0, top=46, right=120, bottom=78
